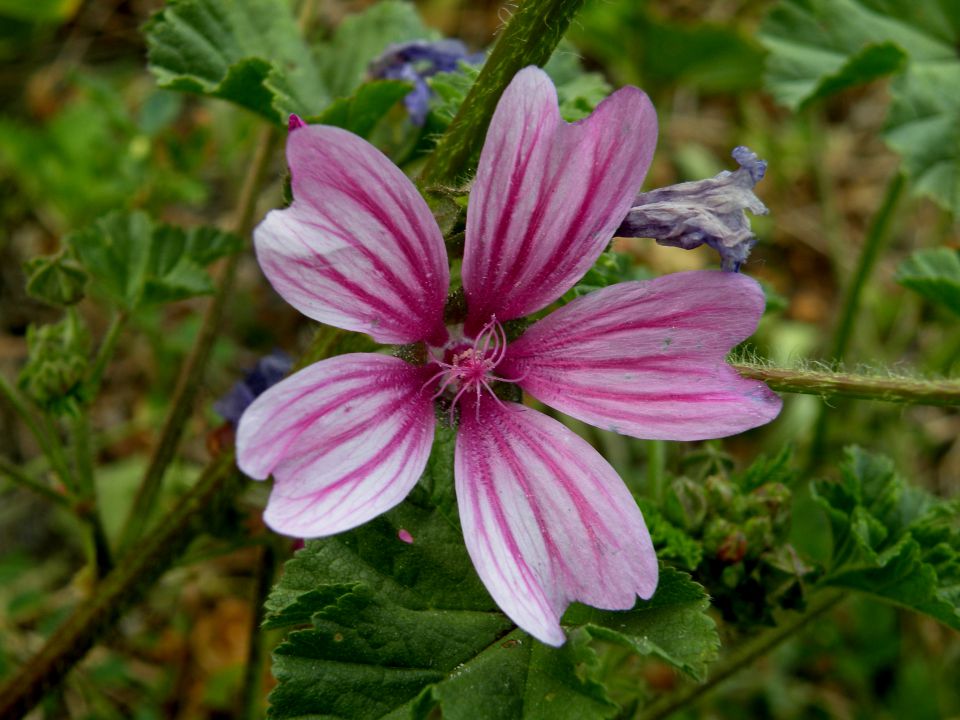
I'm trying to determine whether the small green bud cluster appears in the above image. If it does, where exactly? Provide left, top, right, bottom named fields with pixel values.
left=18, top=313, right=91, bottom=415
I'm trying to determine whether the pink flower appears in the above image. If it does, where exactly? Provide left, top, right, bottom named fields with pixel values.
left=237, top=67, right=781, bottom=646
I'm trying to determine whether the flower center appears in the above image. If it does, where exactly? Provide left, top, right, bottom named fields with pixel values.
left=424, top=316, right=517, bottom=420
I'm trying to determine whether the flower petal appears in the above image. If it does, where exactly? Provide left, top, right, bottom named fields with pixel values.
left=236, top=353, right=436, bottom=537
left=462, top=66, right=657, bottom=334
left=501, top=271, right=782, bottom=440
left=455, top=399, right=658, bottom=646
left=254, top=125, right=449, bottom=346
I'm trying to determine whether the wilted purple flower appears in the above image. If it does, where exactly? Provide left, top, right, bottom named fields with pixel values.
left=214, top=350, right=292, bottom=426
left=617, top=146, right=769, bottom=271
left=239, top=69, right=780, bottom=646
left=368, top=39, right=484, bottom=125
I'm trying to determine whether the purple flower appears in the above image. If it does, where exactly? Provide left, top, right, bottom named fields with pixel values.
left=214, top=350, right=293, bottom=427
left=238, top=68, right=781, bottom=645
left=368, top=39, right=484, bottom=125
left=617, top=146, right=769, bottom=271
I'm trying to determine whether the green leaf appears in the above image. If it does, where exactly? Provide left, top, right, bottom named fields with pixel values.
left=68, top=211, right=152, bottom=310
left=67, top=211, right=240, bottom=310
left=884, top=61, right=960, bottom=214
left=24, top=253, right=88, bottom=306
left=181, top=225, right=244, bottom=266
left=265, top=436, right=719, bottom=718
left=565, top=569, right=719, bottom=682
left=144, top=0, right=326, bottom=123
left=896, top=248, right=960, bottom=315
left=145, top=0, right=439, bottom=126
left=428, top=62, right=481, bottom=126
left=316, top=0, right=436, bottom=100
left=735, top=445, right=797, bottom=493
left=140, top=225, right=242, bottom=305
left=759, top=0, right=960, bottom=213
left=416, top=628, right=618, bottom=720
left=308, top=80, right=412, bottom=138
left=813, top=447, right=960, bottom=630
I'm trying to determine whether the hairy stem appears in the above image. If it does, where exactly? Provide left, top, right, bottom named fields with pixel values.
left=637, top=591, right=845, bottom=720
left=420, top=0, right=586, bottom=185
left=0, top=454, right=242, bottom=720
left=117, top=125, right=277, bottom=550
left=733, top=362, right=960, bottom=406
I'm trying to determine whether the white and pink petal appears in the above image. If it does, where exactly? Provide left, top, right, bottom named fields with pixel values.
left=501, top=271, right=782, bottom=440
left=455, top=399, right=658, bottom=646
left=236, top=353, right=436, bottom=537
left=461, top=66, right=657, bottom=333
left=255, top=125, right=449, bottom=346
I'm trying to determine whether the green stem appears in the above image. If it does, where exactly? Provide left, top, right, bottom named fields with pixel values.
left=0, top=374, right=75, bottom=492
left=646, top=440, right=666, bottom=502
left=87, top=311, right=127, bottom=398
left=71, top=413, right=94, bottom=497
left=117, top=125, right=277, bottom=550
left=0, top=454, right=242, bottom=720
left=420, top=0, right=587, bottom=185
left=0, top=455, right=74, bottom=508
left=71, top=412, right=113, bottom=578
left=831, top=172, right=905, bottom=362
left=41, top=414, right=76, bottom=493
left=636, top=591, right=845, bottom=720
left=732, top=362, right=960, bottom=406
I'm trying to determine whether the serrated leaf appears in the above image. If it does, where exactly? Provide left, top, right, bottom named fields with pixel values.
left=638, top=501, right=704, bottom=571
left=24, top=253, right=88, bottom=306
left=67, top=211, right=239, bottom=310
left=69, top=211, right=152, bottom=310
left=307, top=80, right=412, bottom=138
left=565, top=569, right=719, bottom=682
left=735, top=445, right=797, bottom=493
left=884, top=63, right=960, bottom=213
left=428, top=62, right=480, bottom=125
left=144, top=0, right=326, bottom=123
left=896, top=247, right=960, bottom=315
left=813, top=447, right=960, bottom=630
left=759, top=0, right=960, bottom=213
